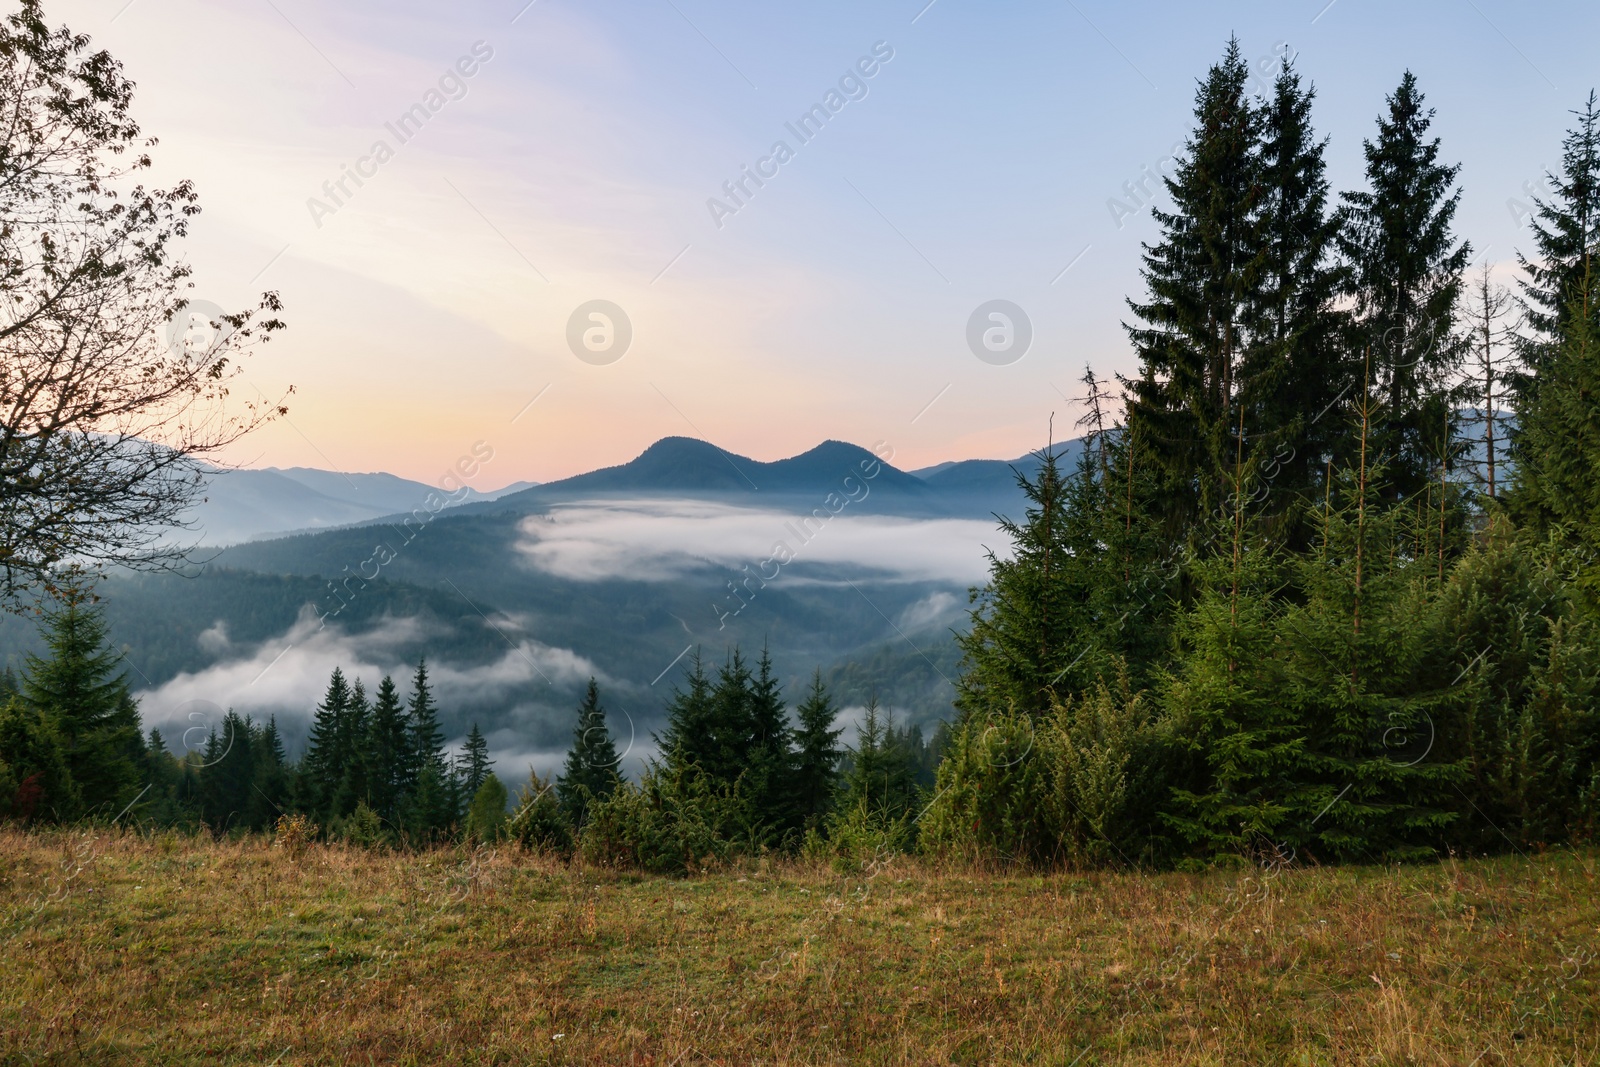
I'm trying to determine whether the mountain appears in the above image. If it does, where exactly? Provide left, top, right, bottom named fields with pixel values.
left=183, top=467, right=538, bottom=546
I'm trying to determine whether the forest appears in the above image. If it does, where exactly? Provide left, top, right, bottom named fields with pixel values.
left=4, top=41, right=1599, bottom=875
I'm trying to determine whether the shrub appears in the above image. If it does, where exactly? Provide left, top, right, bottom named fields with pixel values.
left=579, top=765, right=728, bottom=875
left=509, top=771, right=571, bottom=855
left=333, top=802, right=387, bottom=849
left=273, top=813, right=317, bottom=859
left=464, top=773, right=510, bottom=843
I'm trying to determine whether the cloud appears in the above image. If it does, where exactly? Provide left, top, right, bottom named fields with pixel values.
left=134, top=606, right=609, bottom=756
left=897, top=590, right=960, bottom=633
left=514, top=500, right=1000, bottom=586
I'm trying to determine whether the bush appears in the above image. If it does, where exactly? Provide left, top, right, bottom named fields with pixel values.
left=464, top=773, right=510, bottom=843
left=920, top=673, right=1167, bottom=868
left=333, top=802, right=387, bottom=849
left=509, top=771, right=572, bottom=855
left=273, top=813, right=317, bottom=859
left=579, top=765, right=729, bottom=874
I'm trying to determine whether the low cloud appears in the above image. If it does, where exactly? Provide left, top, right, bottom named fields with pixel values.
left=135, top=606, right=611, bottom=758
left=515, top=500, right=1000, bottom=585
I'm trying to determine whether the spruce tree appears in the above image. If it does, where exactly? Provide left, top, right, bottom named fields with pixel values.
left=1336, top=71, right=1471, bottom=502
left=658, top=651, right=717, bottom=779
left=0, top=697, right=76, bottom=822
left=744, top=647, right=794, bottom=839
left=198, top=711, right=255, bottom=834
left=300, top=666, right=350, bottom=823
left=23, top=591, right=145, bottom=818
left=1515, top=91, right=1600, bottom=381
left=1124, top=38, right=1264, bottom=532
left=248, top=716, right=289, bottom=831
left=464, top=771, right=509, bottom=842
left=791, top=670, right=844, bottom=830
left=332, top=677, right=370, bottom=819
left=1241, top=61, right=1352, bottom=535
left=1508, top=276, right=1600, bottom=582
left=955, top=445, right=1085, bottom=720
left=403, top=659, right=452, bottom=838
left=458, top=723, right=493, bottom=796
left=363, top=675, right=410, bottom=825
left=556, top=678, right=621, bottom=828
left=838, top=696, right=922, bottom=826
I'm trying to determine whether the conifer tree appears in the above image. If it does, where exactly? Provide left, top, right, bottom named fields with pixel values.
left=791, top=670, right=844, bottom=830
left=198, top=711, right=255, bottom=834
left=362, top=675, right=410, bottom=825
left=744, top=646, right=794, bottom=839
left=1241, top=61, right=1352, bottom=533
left=1508, top=277, right=1600, bottom=581
left=464, top=771, right=509, bottom=842
left=332, top=677, right=370, bottom=819
left=658, top=650, right=718, bottom=780
left=1124, top=38, right=1265, bottom=531
left=0, top=697, right=76, bottom=822
left=1336, top=71, right=1471, bottom=502
left=556, top=678, right=621, bottom=828
left=838, top=696, right=922, bottom=826
left=300, top=666, right=350, bottom=823
left=458, top=723, right=493, bottom=796
left=248, top=716, right=289, bottom=831
left=1515, top=90, right=1600, bottom=383
left=402, top=659, right=453, bottom=838
left=23, top=590, right=145, bottom=817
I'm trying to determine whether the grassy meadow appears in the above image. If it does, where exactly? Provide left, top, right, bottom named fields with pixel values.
left=1, top=829, right=1597, bottom=1065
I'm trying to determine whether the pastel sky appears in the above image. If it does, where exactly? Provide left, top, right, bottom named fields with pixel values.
left=59, top=0, right=1597, bottom=486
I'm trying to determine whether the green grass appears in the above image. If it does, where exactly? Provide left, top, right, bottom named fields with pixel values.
left=2, top=828, right=1597, bottom=1064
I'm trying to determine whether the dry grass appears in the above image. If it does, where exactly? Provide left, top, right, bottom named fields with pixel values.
left=1, top=828, right=1597, bottom=1065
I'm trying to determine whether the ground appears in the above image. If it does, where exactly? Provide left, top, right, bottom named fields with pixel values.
left=1, top=829, right=1596, bottom=1065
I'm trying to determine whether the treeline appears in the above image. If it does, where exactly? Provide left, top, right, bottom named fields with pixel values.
left=0, top=593, right=944, bottom=864
left=0, top=593, right=509, bottom=844
left=513, top=651, right=941, bottom=872
left=923, top=44, right=1600, bottom=868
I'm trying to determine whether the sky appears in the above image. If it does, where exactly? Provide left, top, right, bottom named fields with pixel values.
left=54, top=0, right=1599, bottom=488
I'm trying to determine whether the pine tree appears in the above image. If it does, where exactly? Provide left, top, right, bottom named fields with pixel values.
left=23, top=590, right=145, bottom=818
left=1336, top=71, right=1471, bottom=502
left=838, top=696, right=922, bottom=827
left=300, top=666, right=350, bottom=823
left=1241, top=61, right=1353, bottom=535
left=464, top=771, right=509, bottom=842
left=955, top=444, right=1089, bottom=719
left=791, top=670, right=844, bottom=830
left=457, top=723, right=493, bottom=796
left=744, top=646, right=794, bottom=840
left=1124, top=38, right=1265, bottom=532
left=248, top=716, right=289, bottom=831
left=0, top=696, right=76, bottom=822
left=658, top=650, right=717, bottom=780
left=1515, top=90, right=1600, bottom=382
left=1508, top=273, right=1600, bottom=583
left=198, top=711, right=255, bottom=834
left=332, top=677, right=370, bottom=819
left=363, top=675, right=410, bottom=825
left=402, top=659, right=452, bottom=839
left=556, top=678, right=621, bottom=828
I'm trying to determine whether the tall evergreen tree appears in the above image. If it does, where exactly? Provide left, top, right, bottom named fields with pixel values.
left=402, top=659, right=453, bottom=838
left=556, top=678, right=621, bottom=828
left=1515, top=91, right=1600, bottom=377
left=1124, top=38, right=1264, bottom=532
left=658, top=650, right=717, bottom=780
left=1241, top=61, right=1352, bottom=533
left=198, top=711, right=254, bottom=834
left=1336, top=71, right=1471, bottom=502
left=791, top=670, right=844, bottom=830
left=332, top=677, right=370, bottom=819
left=300, top=666, right=350, bottom=823
left=248, top=716, right=289, bottom=831
left=457, top=722, right=493, bottom=796
left=362, top=675, right=410, bottom=825
left=744, top=646, right=794, bottom=839
left=23, top=591, right=145, bottom=818
left=838, top=696, right=922, bottom=826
